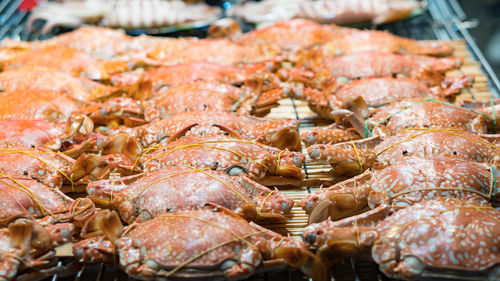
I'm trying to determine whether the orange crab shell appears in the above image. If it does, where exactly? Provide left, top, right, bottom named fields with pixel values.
left=0, top=90, right=81, bottom=122
left=141, top=135, right=305, bottom=184
left=303, top=198, right=500, bottom=280
left=86, top=167, right=294, bottom=224
left=1, top=45, right=108, bottom=80
left=73, top=208, right=326, bottom=281
left=0, top=67, right=115, bottom=103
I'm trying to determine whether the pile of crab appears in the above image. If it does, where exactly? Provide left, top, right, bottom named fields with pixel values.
left=0, top=17, right=498, bottom=281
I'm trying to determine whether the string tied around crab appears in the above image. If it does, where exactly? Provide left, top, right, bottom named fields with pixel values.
left=0, top=148, right=76, bottom=191
left=375, top=128, right=498, bottom=156
left=389, top=163, right=498, bottom=207
left=118, top=165, right=277, bottom=217
left=131, top=139, right=272, bottom=174
left=154, top=213, right=274, bottom=277
left=0, top=173, right=55, bottom=217
left=363, top=98, right=497, bottom=138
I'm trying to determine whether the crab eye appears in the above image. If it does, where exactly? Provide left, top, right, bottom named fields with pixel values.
left=402, top=150, right=408, bottom=155
left=453, top=151, right=458, bottom=155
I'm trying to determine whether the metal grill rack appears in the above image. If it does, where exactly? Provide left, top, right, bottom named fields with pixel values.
left=1, top=0, right=499, bottom=280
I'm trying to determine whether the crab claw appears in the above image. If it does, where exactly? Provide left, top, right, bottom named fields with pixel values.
left=103, top=134, right=143, bottom=162
left=272, top=150, right=306, bottom=179
left=64, top=114, right=95, bottom=138
left=9, top=219, right=34, bottom=255
left=99, top=210, right=124, bottom=242
left=273, top=247, right=327, bottom=281
left=68, top=198, right=97, bottom=227
left=73, top=235, right=116, bottom=264
left=72, top=154, right=108, bottom=180
left=439, top=74, right=475, bottom=99
left=308, top=195, right=360, bottom=224
left=302, top=125, right=361, bottom=146
left=268, top=127, right=301, bottom=152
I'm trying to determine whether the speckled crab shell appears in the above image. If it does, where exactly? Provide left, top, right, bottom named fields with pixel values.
left=301, top=157, right=500, bottom=221
left=116, top=110, right=301, bottom=151
left=74, top=208, right=324, bottom=281
left=0, top=67, right=114, bottom=103
left=141, top=135, right=305, bottom=184
left=311, top=51, right=462, bottom=80
left=0, top=175, right=75, bottom=225
left=143, top=81, right=243, bottom=119
left=110, top=61, right=268, bottom=88
left=0, top=119, right=63, bottom=149
left=0, top=218, right=58, bottom=281
left=332, top=76, right=472, bottom=108
left=303, top=198, right=500, bottom=280
left=0, top=147, right=76, bottom=189
left=237, top=19, right=344, bottom=50
left=0, top=90, right=81, bottom=122
left=2, top=45, right=107, bottom=80
left=368, top=98, right=493, bottom=136
left=40, top=26, right=139, bottom=59
left=374, top=129, right=499, bottom=165
left=299, top=28, right=453, bottom=59
left=86, top=167, right=294, bottom=223
left=307, top=129, right=500, bottom=174
left=146, top=38, right=273, bottom=66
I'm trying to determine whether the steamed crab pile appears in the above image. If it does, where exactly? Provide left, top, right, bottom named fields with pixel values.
left=0, top=18, right=499, bottom=281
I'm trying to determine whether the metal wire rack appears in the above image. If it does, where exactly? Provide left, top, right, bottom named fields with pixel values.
left=1, top=0, right=499, bottom=280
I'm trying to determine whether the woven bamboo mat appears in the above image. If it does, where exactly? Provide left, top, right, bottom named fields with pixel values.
left=261, top=40, right=495, bottom=239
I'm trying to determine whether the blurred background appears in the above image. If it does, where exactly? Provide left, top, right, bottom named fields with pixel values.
left=1, top=0, right=499, bottom=76
left=458, top=0, right=500, bottom=79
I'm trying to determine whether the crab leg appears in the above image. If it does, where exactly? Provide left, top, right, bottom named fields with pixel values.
left=301, top=171, right=374, bottom=223
left=302, top=125, right=362, bottom=146
left=302, top=205, right=392, bottom=266
left=307, top=137, right=381, bottom=175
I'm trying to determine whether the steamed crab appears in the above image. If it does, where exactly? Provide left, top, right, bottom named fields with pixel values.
left=302, top=198, right=500, bottom=280
left=0, top=139, right=142, bottom=192
left=97, top=72, right=290, bottom=123
left=279, top=75, right=473, bottom=121
left=114, top=111, right=301, bottom=151
left=39, top=26, right=139, bottom=59
left=141, top=81, right=285, bottom=119
left=236, top=19, right=453, bottom=57
left=306, top=128, right=499, bottom=176
left=73, top=207, right=326, bottom=281
left=0, top=118, right=96, bottom=157
left=0, top=218, right=62, bottom=281
left=0, top=90, right=83, bottom=122
left=0, top=86, right=152, bottom=129
left=236, top=19, right=343, bottom=51
left=140, top=135, right=305, bottom=186
left=0, top=146, right=83, bottom=190
left=0, top=67, right=115, bottom=103
left=110, top=61, right=275, bottom=88
left=0, top=45, right=108, bottom=80
left=0, top=175, right=95, bottom=228
left=300, top=156, right=500, bottom=223
left=86, top=166, right=294, bottom=223
left=296, top=28, right=454, bottom=59
left=0, top=174, right=108, bottom=244
left=302, top=51, right=462, bottom=83
left=303, top=98, right=500, bottom=146
left=146, top=38, right=275, bottom=66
